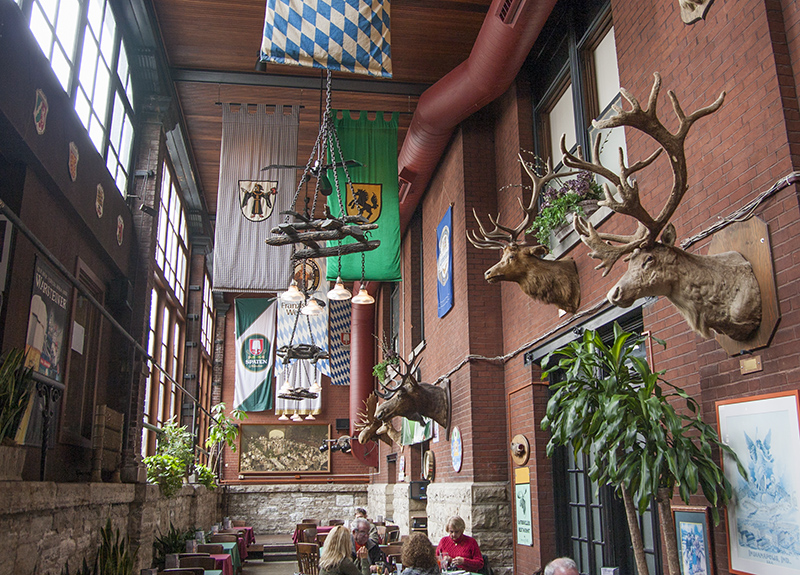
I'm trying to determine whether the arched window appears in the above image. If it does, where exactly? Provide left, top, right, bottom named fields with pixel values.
left=16, top=0, right=136, bottom=195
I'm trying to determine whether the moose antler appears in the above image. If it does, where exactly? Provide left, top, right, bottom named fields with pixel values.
left=355, top=393, right=401, bottom=446
left=563, top=72, right=725, bottom=275
left=467, top=153, right=577, bottom=250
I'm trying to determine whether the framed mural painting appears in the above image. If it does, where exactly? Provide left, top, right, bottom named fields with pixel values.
left=717, top=390, right=800, bottom=575
left=673, top=506, right=714, bottom=575
left=239, top=423, right=330, bottom=474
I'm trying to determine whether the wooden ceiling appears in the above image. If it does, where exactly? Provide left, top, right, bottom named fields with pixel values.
left=150, top=0, right=495, bottom=217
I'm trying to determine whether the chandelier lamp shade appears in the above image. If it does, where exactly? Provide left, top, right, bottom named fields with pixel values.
left=281, top=279, right=304, bottom=302
left=351, top=285, right=375, bottom=305
left=327, top=276, right=352, bottom=300
left=300, top=297, right=324, bottom=315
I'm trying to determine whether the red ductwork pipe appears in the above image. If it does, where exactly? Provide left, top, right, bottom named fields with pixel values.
left=349, top=0, right=556, bottom=466
left=397, top=0, right=558, bottom=232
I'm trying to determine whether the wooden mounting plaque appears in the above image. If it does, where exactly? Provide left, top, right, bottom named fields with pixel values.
left=707, top=217, right=779, bottom=355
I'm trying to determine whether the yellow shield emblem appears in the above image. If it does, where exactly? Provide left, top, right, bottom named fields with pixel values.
left=345, top=183, right=382, bottom=223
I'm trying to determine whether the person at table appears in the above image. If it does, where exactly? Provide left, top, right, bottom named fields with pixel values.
left=544, top=557, right=579, bottom=575
left=355, top=507, right=381, bottom=543
left=352, top=517, right=386, bottom=570
left=400, top=532, right=441, bottom=575
left=435, top=516, right=484, bottom=573
left=320, top=525, right=371, bottom=575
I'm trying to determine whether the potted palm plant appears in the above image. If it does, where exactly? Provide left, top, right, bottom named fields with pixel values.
left=541, top=325, right=745, bottom=575
left=0, top=349, right=34, bottom=480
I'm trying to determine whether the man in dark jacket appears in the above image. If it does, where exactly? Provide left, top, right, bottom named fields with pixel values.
left=352, top=517, right=385, bottom=571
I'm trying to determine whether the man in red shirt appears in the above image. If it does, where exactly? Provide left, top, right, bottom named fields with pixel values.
left=435, top=516, right=484, bottom=572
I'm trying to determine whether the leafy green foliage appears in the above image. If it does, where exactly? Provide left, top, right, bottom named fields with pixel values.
left=144, top=417, right=193, bottom=497
left=0, top=349, right=34, bottom=443
left=195, top=462, right=217, bottom=490
left=152, top=522, right=196, bottom=570
left=205, top=402, right=247, bottom=480
left=61, top=519, right=137, bottom=575
left=540, top=324, right=746, bottom=524
left=372, top=355, right=399, bottom=381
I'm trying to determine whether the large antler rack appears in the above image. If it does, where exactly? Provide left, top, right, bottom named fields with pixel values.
left=467, top=153, right=577, bottom=251
left=374, top=347, right=422, bottom=400
left=562, top=72, right=725, bottom=275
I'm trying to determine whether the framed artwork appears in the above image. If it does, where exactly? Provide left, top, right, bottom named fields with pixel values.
left=673, top=506, right=714, bottom=575
left=239, top=423, right=330, bottom=474
left=717, top=391, right=800, bottom=575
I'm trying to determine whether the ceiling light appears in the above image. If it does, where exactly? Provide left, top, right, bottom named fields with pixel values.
left=291, top=413, right=303, bottom=422
left=305, top=414, right=316, bottom=420
left=327, top=277, right=352, bottom=300
left=281, top=280, right=304, bottom=302
left=351, top=286, right=375, bottom=305
left=278, top=413, right=289, bottom=421
left=301, top=297, right=324, bottom=315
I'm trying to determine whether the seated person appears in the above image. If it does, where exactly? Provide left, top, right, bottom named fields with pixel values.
left=435, top=516, right=484, bottom=572
left=355, top=507, right=381, bottom=543
left=321, top=525, right=371, bottom=575
left=400, top=532, right=441, bottom=575
left=352, top=517, right=386, bottom=572
left=544, top=557, right=579, bottom=575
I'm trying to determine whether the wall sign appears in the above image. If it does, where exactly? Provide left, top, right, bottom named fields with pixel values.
left=450, top=426, right=462, bottom=472
left=514, top=467, right=533, bottom=546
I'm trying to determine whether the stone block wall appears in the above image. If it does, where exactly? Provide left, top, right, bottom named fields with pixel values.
left=0, top=481, right=221, bottom=575
left=224, top=483, right=368, bottom=532
left=367, top=482, right=395, bottom=523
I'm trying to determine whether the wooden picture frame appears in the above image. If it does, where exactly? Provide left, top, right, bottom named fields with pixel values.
left=716, top=390, right=800, bottom=575
left=238, top=423, right=330, bottom=474
left=673, top=505, right=714, bottom=575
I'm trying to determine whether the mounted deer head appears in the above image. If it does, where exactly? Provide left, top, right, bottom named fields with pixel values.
left=565, top=73, right=761, bottom=341
left=467, top=154, right=582, bottom=313
left=356, top=348, right=449, bottom=445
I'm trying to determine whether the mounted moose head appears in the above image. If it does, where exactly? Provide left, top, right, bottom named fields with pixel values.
left=355, top=349, right=449, bottom=445
left=467, top=154, right=582, bottom=313
left=564, top=73, right=761, bottom=341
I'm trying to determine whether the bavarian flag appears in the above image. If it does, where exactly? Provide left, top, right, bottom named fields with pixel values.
left=326, top=110, right=401, bottom=282
left=234, top=298, right=277, bottom=411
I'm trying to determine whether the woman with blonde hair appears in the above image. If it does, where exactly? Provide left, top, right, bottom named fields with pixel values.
left=400, top=532, right=440, bottom=575
left=320, top=525, right=371, bottom=575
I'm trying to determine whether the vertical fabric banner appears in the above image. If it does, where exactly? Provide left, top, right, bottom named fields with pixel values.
left=437, top=205, right=454, bottom=317
left=260, top=0, right=392, bottom=78
left=326, top=110, right=401, bottom=282
left=214, top=104, right=299, bottom=292
left=234, top=298, right=278, bottom=411
left=327, top=298, right=352, bottom=386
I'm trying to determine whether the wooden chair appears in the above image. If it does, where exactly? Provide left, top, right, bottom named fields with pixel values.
left=232, top=520, right=247, bottom=527
left=302, top=526, right=318, bottom=544
left=302, top=518, right=319, bottom=525
left=385, top=525, right=400, bottom=543
left=380, top=544, right=403, bottom=558
left=180, top=556, right=218, bottom=570
left=296, top=542, right=320, bottom=575
left=197, top=543, right=224, bottom=554
left=317, top=532, right=328, bottom=546
left=209, top=533, right=238, bottom=543
left=328, top=519, right=344, bottom=526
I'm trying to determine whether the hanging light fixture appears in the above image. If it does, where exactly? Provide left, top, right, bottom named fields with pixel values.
left=305, top=413, right=316, bottom=420
left=281, top=279, right=304, bottom=302
left=351, top=285, right=375, bottom=305
left=310, top=379, right=322, bottom=394
left=300, top=297, right=324, bottom=315
left=278, top=413, right=290, bottom=421
left=326, top=276, right=352, bottom=300
left=291, top=412, right=303, bottom=422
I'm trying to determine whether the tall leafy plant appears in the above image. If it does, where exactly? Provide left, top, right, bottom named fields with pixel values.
left=540, top=324, right=745, bottom=575
left=61, top=518, right=137, bottom=575
left=205, top=402, right=247, bottom=478
left=0, top=349, right=34, bottom=444
left=152, top=522, right=195, bottom=570
left=144, top=417, right=193, bottom=497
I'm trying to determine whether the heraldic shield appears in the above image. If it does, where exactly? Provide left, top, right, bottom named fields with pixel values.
left=239, top=179, right=278, bottom=222
left=345, top=182, right=382, bottom=223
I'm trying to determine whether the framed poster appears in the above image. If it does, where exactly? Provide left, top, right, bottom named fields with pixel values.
left=239, top=423, right=330, bottom=474
left=717, top=391, right=800, bottom=575
left=673, top=506, right=714, bottom=575
left=436, top=205, right=453, bottom=318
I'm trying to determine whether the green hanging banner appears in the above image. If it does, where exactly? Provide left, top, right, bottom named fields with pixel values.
left=326, top=110, right=401, bottom=282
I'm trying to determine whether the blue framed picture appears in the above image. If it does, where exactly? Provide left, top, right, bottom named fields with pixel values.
left=673, top=506, right=714, bottom=575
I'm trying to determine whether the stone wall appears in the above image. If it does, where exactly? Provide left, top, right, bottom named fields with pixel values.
left=0, top=481, right=222, bottom=575
left=425, top=482, right=512, bottom=575
left=224, top=483, right=368, bottom=533
left=367, top=482, right=395, bottom=523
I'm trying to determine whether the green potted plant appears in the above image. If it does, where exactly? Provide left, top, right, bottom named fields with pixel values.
left=144, top=417, right=193, bottom=497
left=0, top=349, right=34, bottom=480
left=62, top=518, right=138, bottom=575
left=540, top=324, right=745, bottom=575
left=527, top=170, right=603, bottom=249
left=204, top=402, right=247, bottom=481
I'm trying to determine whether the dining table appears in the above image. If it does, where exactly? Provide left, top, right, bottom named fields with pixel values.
left=240, top=526, right=256, bottom=547
left=209, top=553, right=234, bottom=575
left=218, top=541, right=242, bottom=572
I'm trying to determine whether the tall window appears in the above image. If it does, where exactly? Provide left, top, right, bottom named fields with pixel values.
left=19, top=0, right=135, bottom=194
left=200, top=272, right=214, bottom=354
left=155, top=160, right=188, bottom=304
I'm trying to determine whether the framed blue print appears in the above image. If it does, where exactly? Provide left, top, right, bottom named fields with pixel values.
left=673, top=506, right=714, bottom=575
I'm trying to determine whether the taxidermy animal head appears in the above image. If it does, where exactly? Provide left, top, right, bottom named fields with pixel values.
left=565, top=73, right=761, bottom=341
left=468, top=154, right=581, bottom=313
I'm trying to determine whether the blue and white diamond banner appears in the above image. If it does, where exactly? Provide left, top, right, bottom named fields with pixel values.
left=260, top=0, right=392, bottom=78
left=328, top=298, right=352, bottom=386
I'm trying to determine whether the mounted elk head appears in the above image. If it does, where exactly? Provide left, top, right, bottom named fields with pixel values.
left=565, top=73, right=761, bottom=341
left=356, top=349, right=449, bottom=445
left=467, top=154, right=582, bottom=313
